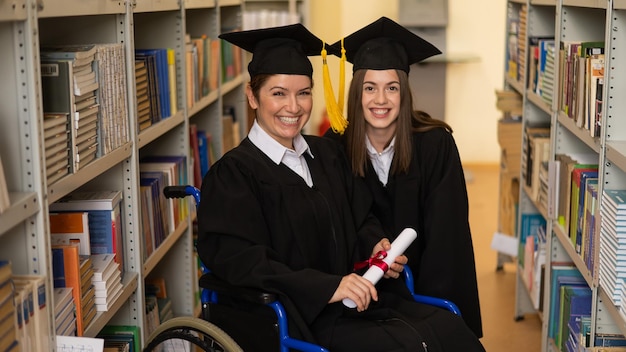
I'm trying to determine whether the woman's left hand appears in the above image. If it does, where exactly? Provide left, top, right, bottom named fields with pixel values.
left=371, top=238, right=408, bottom=279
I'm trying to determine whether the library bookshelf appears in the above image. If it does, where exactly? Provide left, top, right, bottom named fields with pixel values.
left=504, top=0, right=626, bottom=351
left=0, top=0, right=257, bottom=349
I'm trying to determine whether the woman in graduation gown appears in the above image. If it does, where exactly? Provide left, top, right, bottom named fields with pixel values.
left=197, top=23, right=485, bottom=352
left=324, top=17, right=483, bottom=338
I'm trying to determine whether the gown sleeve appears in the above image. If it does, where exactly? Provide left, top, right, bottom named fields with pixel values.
left=416, top=128, right=483, bottom=338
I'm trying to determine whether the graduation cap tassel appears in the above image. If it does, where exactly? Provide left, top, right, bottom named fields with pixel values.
left=322, top=40, right=348, bottom=134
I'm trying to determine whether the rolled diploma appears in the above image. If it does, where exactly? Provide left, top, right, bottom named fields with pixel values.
left=342, top=228, right=417, bottom=308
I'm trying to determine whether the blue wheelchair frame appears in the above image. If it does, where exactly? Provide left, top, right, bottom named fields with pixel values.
left=164, top=185, right=460, bottom=352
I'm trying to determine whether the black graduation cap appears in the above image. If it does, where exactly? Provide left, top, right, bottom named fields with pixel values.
left=330, top=17, right=441, bottom=73
left=219, top=23, right=325, bottom=77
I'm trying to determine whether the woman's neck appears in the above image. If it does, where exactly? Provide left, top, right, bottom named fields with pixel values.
left=366, top=126, right=395, bottom=153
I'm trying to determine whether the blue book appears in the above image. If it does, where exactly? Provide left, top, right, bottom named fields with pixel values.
left=51, top=247, right=66, bottom=287
left=576, top=175, right=597, bottom=255
left=558, top=285, right=592, bottom=350
left=549, top=266, right=586, bottom=341
left=197, top=130, right=210, bottom=178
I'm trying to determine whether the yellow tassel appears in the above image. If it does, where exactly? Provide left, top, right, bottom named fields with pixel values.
left=322, top=40, right=348, bottom=134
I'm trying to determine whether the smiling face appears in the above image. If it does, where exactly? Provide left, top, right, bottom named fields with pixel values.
left=247, top=74, right=313, bottom=149
left=361, top=69, right=401, bottom=136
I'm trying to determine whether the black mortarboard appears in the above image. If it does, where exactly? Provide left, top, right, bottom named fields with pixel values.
left=219, top=23, right=324, bottom=77
left=330, top=17, right=441, bottom=73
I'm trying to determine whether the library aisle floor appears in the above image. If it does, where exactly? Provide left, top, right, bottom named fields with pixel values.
left=464, top=164, right=542, bottom=351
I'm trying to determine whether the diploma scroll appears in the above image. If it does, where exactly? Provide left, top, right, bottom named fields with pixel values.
left=343, top=228, right=417, bottom=308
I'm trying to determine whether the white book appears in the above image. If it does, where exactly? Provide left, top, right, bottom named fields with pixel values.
left=90, top=253, right=116, bottom=281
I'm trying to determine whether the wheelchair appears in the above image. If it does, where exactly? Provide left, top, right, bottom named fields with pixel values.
left=143, top=186, right=461, bottom=352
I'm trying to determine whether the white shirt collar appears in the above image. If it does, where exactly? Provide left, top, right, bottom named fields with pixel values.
left=366, top=135, right=395, bottom=185
left=248, top=120, right=314, bottom=164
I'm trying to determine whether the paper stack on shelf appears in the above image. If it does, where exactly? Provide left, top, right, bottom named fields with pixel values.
left=91, top=254, right=123, bottom=312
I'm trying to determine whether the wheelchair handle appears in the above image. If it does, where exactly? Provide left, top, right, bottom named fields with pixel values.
left=163, top=185, right=201, bottom=207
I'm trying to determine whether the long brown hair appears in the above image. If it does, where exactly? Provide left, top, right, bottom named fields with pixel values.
left=344, top=69, right=452, bottom=177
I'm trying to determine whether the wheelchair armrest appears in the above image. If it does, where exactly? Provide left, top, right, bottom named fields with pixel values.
left=402, top=265, right=462, bottom=316
left=199, top=272, right=278, bottom=305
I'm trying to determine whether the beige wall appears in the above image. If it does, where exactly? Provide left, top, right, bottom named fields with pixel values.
left=307, top=0, right=505, bottom=164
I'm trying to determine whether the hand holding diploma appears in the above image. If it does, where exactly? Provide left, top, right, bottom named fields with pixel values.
left=343, top=228, right=417, bottom=308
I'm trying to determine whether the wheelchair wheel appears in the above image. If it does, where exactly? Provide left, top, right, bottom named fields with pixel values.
left=143, top=316, right=243, bottom=352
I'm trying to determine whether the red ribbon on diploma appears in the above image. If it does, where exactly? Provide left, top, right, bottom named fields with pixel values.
left=353, top=250, right=389, bottom=273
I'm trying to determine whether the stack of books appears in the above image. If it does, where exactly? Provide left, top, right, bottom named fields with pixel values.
left=135, top=59, right=152, bottom=132
left=0, top=261, right=17, bottom=352
left=80, top=255, right=97, bottom=330
left=41, top=44, right=100, bottom=173
left=43, top=113, right=71, bottom=185
left=53, top=287, right=76, bottom=336
left=91, top=254, right=123, bottom=312
left=94, top=43, right=129, bottom=156
left=599, top=189, right=626, bottom=310
left=49, top=190, right=125, bottom=274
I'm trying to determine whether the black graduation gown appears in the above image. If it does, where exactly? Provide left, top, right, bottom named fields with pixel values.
left=367, top=128, right=483, bottom=338
left=325, top=127, right=483, bottom=338
left=197, top=136, right=485, bottom=351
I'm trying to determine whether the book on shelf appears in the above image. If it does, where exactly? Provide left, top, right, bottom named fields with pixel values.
left=40, top=44, right=97, bottom=66
left=97, top=325, right=141, bottom=352
left=568, top=168, right=598, bottom=245
left=140, top=157, right=188, bottom=232
left=0, top=155, right=10, bottom=214
left=139, top=184, right=155, bottom=261
left=167, top=48, right=177, bottom=116
left=135, top=53, right=162, bottom=125
left=49, top=190, right=125, bottom=272
left=53, top=287, right=76, bottom=336
left=209, top=38, right=220, bottom=91
left=196, top=129, right=212, bottom=179
left=51, top=243, right=93, bottom=336
left=189, top=123, right=203, bottom=188
left=140, top=175, right=167, bottom=250
left=0, top=261, right=17, bottom=352
left=49, top=211, right=91, bottom=256
left=136, top=48, right=170, bottom=120
left=582, top=181, right=599, bottom=272
left=573, top=173, right=598, bottom=254
left=557, top=285, right=592, bottom=350
left=135, top=59, right=153, bottom=132
left=95, top=43, right=129, bottom=155
left=43, top=112, right=71, bottom=186
left=12, top=275, right=51, bottom=352
left=554, top=153, right=598, bottom=233
left=40, top=60, right=78, bottom=171
left=548, top=266, right=587, bottom=344
left=91, top=253, right=123, bottom=312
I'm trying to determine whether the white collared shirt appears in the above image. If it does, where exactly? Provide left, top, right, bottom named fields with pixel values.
left=248, top=120, right=314, bottom=187
left=366, top=135, right=395, bottom=186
